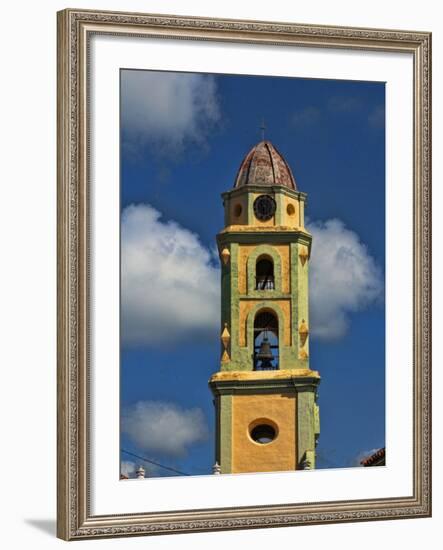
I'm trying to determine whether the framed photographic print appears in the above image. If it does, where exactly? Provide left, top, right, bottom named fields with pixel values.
left=57, top=8, right=431, bottom=540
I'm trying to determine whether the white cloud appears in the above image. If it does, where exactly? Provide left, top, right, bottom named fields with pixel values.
left=120, top=458, right=161, bottom=478
left=121, top=401, right=208, bottom=457
left=121, top=203, right=220, bottom=346
left=121, top=204, right=382, bottom=346
left=120, top=460, right=136, bottom=478
left=308, top=219, right=383, bottom=341
left=121, top=70, right=220, bottom=156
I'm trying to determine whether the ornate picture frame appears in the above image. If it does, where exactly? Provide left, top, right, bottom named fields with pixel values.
left=57, top=8, right=431, bottom=540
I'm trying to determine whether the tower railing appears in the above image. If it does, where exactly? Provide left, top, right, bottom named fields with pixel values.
left=255, top=276, right=275, bottom=290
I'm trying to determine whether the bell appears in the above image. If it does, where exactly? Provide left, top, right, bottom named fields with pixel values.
left=256, top=335, right=274, bottom=369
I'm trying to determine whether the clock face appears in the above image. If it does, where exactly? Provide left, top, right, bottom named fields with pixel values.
left=253, top=195, right=276, bottom=221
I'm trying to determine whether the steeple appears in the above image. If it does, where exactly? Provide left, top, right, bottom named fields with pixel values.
left=209, top=140, right=320, bottom=475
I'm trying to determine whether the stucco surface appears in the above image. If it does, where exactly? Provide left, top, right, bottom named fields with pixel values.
left=231, top=392, right=297, bottom=473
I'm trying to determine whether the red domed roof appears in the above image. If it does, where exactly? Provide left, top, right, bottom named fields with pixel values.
left=234, top=140, right=296, bottom=190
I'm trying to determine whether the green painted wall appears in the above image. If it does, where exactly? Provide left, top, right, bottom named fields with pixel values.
left=213, top=185, right=320, bottom=472
left=217, top=226, right=311, bottom=372
left=297, top=389, right=317, bottom=468
left=219, top=394, right=232, bottom=474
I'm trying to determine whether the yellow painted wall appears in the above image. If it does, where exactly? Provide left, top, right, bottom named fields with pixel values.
left=273, top=244, right=290, bottom=294
left=238, top=301, right=254, bottom=347
left=238, top=244, right=256, bottom=295
left=228, top=194, right=248, bottom=225
left=231, top=392, right=297, bottom=473
left=251, top=192, right=275, bottom=227
left=224, top=191, right=305, bottom=229
left=237, top=244, right=290, bottom=295
left=281, top=196, right=300, bottom=227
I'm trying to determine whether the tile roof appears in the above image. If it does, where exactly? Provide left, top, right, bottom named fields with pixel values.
left=234, top=140, right=297, bottom=190
left=360, top=447, right=385, bottom=466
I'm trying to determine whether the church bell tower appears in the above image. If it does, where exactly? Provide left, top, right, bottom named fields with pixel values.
left=209, top=140, right=320, bottom=474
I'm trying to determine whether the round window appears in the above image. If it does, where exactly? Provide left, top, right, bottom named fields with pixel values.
left=286, top=203, right=296, bottom=216
left=233, top=203, right=242, bottom=217
left=250, top=423, right=276, bottom=444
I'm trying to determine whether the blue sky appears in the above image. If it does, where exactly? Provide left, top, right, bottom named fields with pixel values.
left=120, top=69, right=385, bottom=478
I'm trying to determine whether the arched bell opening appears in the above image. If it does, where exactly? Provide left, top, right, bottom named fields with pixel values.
left=255, top=256, right=275, bottom=290
left=253, top=310, right=279, bottom=370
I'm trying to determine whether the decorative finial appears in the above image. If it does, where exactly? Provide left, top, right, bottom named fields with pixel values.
left=301, top=456, right=312, bottom=470
left=299, top=246, right=309, bottom=266
left=260, top=118, right=266, bottom=141
left=221, top=247, right=231, bottom=265
left=221, top=323, right=230, bottom=348
left=136, top=465, right=145, bottom=479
